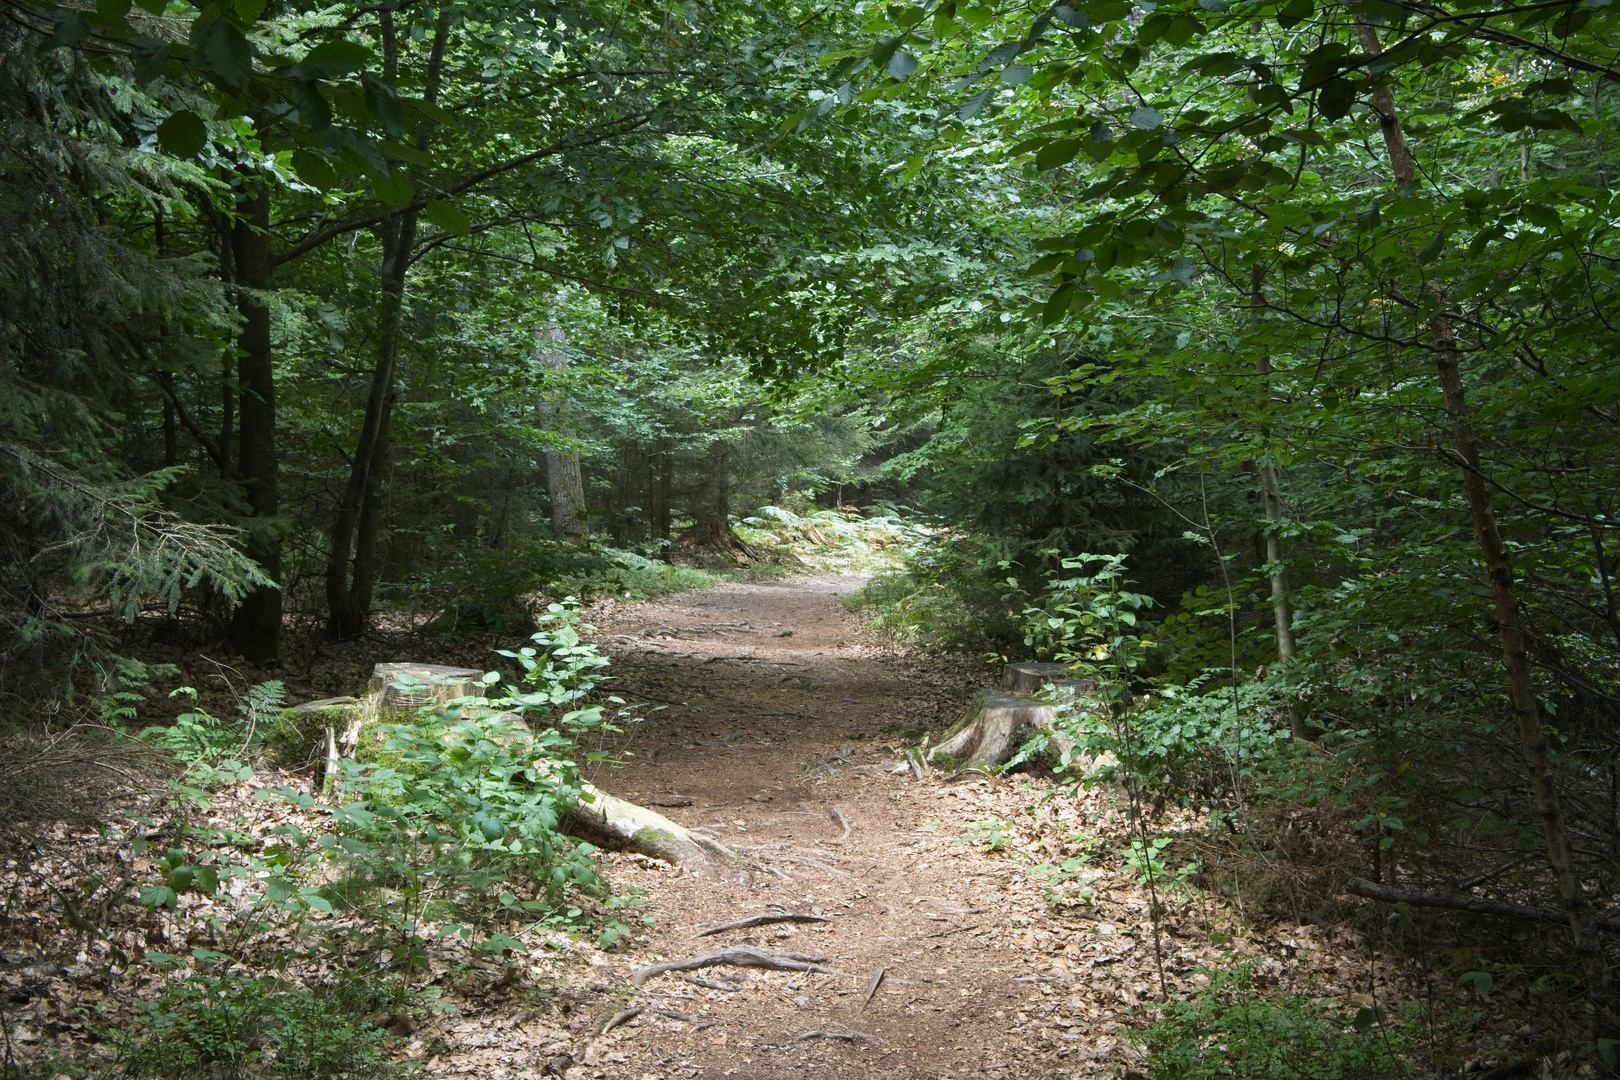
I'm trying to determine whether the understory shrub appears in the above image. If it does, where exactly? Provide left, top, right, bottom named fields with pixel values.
left=851, top=531, right=1025, bottom=651
left=1139, top=967, right=1410, bottom=1080
left=415, top=542, right=723, bottom=635
left=110, top=971, right=411, bottom=1080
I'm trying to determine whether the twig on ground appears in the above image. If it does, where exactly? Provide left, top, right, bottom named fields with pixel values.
left=631, top=946, right=851, bottom=987
left=695, top=912, right=830, bottom=937
left=597, top=1007, right=642, bottom=1035
left=683, top=975, right=740, bottom=991
left=861, top=968, right=885, bottom=1010
left=925, top=923, right=978, bottom=938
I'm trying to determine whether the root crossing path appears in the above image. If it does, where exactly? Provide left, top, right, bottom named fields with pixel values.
left=528, top=575, right=1158, bottom=1080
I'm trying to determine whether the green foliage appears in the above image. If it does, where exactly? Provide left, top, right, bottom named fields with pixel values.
left=853, top=532, right=1028, bottom=652
left=329, top=704, right=602, bottom=945
left=415, top=544, right=723, bottom=636
left=496, top=600, right=612, bottom=712
left=962, top=815, right=1013, bottom=853
left=1020, top=553, right=1155, bottom=673
left=112, top=972, right=411, bottom=1080
left=1029, top=855, right=1097, bottom=912
left=1138, top=967, right=1410, bottom=1080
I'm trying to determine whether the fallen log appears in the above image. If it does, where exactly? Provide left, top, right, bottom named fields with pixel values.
left=564, top=783, right=751, bottom=880
left=630, top=946, right=849, bottom=987
left=1345, top=877, right=1620, bottom=932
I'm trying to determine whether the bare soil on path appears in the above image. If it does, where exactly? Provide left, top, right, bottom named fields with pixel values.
left=511, top=574, right=1344, bottom=1080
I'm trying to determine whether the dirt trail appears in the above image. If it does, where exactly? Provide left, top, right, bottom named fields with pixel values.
left=546, top=575, right=1166, bottom=1080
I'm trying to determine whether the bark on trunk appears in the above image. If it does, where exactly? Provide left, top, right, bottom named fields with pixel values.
left=325, top=213, right=414, bottom=639
left=1357, top=17, right=1609, bottom=1004
left=159, top=371, right=178, bottom=468
left=1250, top=267, right=1304, bottom=738
left=324, top=11, right=450, bottom=640
left=533, top=326, right=589, bottom=544
left=651, top=437, right=673, bottom=555
left=1432, top=308, right=1608, bottom=997
left=228, top=183, right=282, bottom=663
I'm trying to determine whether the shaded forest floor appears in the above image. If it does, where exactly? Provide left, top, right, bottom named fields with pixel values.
left=421, top=575, right=1416, bottom=1079
left=3, top=575, right=1506, bottom=1079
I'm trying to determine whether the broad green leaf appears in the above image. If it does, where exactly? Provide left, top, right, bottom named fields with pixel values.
left=1035, top=138, right=1083, bottom=170
left=291, top=148, right=337, bottom=189
left=157, top=110, right=207, bottom=157
left=888, top=49, right=919, bottom=80
left=370, top=172, right=414, bottom=208
left=291, top=39, right=372, bottom=79
left=1128, top=106, right=1161, bottom=130
left=198, top=19, right=252, bottom=86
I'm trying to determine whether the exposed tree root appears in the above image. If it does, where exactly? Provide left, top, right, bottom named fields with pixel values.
left=630, top=946, right=850, bottom=987
left=829, top=804, right=852, bottom=841
left=695, top=912, right=829, bottom=937
left=797, top=1026, right=882, bottom=1044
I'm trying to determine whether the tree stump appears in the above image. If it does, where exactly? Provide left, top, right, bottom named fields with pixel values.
left=341, top=663, right=485, bottom=755
left=926, top=691, right=1068, bottom=769
left=1002, top=662, right=1080, bottom=694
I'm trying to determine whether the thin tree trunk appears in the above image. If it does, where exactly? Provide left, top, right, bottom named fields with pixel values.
left=533, top=326, right=589, bottom=544
left=154, top=211, right=179, bottom=470
left=651, top=436, right=673, bottom=556
left=349, top=371, right=394, bottom=625
left=159, top=372, right=178, bottom=468
left=1356, top=16, right=1609, bottom=1007
left=324, top=10, right=450, bottom=639
left=228, top=183, right=282, bottom=662
left=1250, top=266, right=1304, bottom=739
left=326, top=214, right=415, bottom=638
left=213, top=209, right=236, bottom=481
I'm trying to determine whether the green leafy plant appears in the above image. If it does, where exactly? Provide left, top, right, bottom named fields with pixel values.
left=111, top=972, right=412, bottom=1080
left=963, top=816, right=1013, bottom=853
left=1030, top=856, right=1096, bottom=912
left=1138, top=966, right=1409, bottom=1080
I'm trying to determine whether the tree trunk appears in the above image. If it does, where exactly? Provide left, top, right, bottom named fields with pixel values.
left=159, top=371, right=178, bottom=468
left=1248, top=266, right=1304, bottom=738
left=1356, top=16, right=1608, bottom=1006
left=324, top=10, right=450, bottom=640
left=533, top=326, right=589, bottom=544
left=325, top=214, right=414, bottom=639
left=212, top=208, right=236, bottom=481
left=651, top=436, right=673, bottom=556
left=228, top=183, right=282, bottom=663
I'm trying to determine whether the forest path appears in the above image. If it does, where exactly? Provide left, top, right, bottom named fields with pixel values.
left=548, top=574, right=1147, bottom=1080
